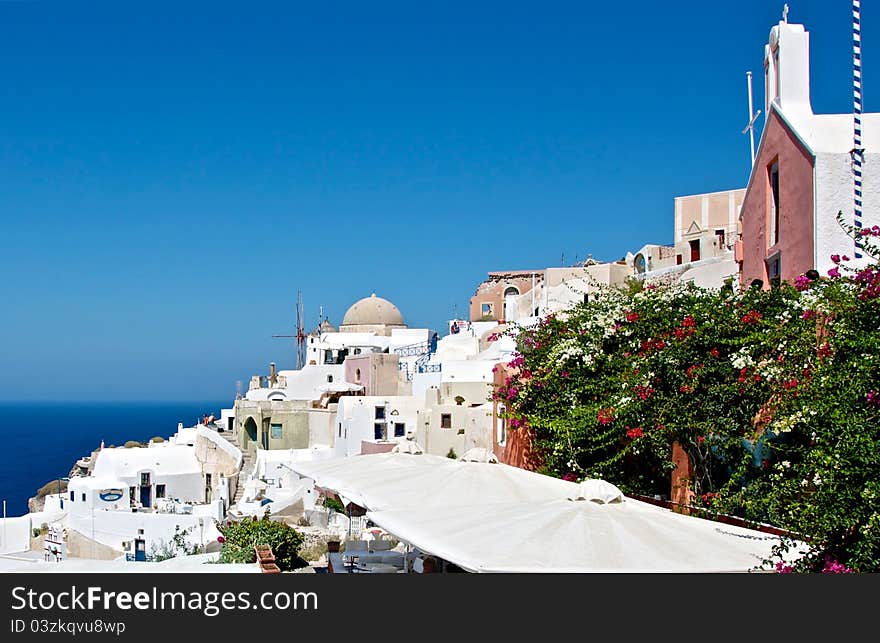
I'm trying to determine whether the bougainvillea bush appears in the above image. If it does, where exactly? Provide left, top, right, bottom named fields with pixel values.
left=495, top=217, right=880, bottom=571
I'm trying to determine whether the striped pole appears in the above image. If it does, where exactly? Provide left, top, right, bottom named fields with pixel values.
left=854, top=0, right=864, bottom=258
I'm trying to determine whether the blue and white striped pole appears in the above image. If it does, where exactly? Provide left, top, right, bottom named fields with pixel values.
left=854, top=0, right=865, bottom=258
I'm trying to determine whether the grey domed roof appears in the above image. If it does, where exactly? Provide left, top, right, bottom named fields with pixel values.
left=342, top=293, right=405, bottom=327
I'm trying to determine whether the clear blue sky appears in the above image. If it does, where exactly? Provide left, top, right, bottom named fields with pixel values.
left=0, top=1, right=873, bottom=401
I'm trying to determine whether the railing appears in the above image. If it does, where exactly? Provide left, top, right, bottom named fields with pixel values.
left=392, top=341, right=430, bottom=357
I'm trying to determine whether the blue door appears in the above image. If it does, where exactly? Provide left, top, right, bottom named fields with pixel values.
left=139, top=472, right=151, bottom=508
left=134, top=538, right=146, bottom=562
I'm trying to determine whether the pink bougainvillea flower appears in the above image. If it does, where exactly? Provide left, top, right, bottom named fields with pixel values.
left=822, top=556, right=855, bottom=574
left=794, top=274, right=813, bottom=291
left=828, top=267, right=841, bottom=278
left=830, top=254, right=841, bottom=264
left=775, top=561, right=793, bottom=574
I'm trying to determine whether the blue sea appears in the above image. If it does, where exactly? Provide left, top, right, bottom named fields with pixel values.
left=0, top=401, right=232, bottom=517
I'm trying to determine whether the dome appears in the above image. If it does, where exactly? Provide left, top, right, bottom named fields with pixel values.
left=342, top=293, right=405, bottom=327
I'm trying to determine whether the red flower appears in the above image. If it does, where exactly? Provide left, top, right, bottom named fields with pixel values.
left=817, top=343, right=833, bottom=359
left=681, top=316, right=695, bottom=328
left=625, top=311, right=639, bottom=323
left=782, top=379, right=799, bottom=390
left=626, top=427, right=644, bottom=439
left=634, top=384, right=654, bottom=400
left=709, top=348, right=720, bottom=358
left=597, top=408, right=615, bottom=425
left=679, top=384, right=693, bottom=393
left=741, top=310, right=763, bottom=325
left=697, top=435, right=705, bottom=444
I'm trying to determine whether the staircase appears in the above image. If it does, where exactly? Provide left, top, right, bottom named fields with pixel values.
left=218, top=430, right=255, bottom=507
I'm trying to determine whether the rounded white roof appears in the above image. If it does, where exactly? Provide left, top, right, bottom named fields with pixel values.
left=342, top=293, right=405, bottom=327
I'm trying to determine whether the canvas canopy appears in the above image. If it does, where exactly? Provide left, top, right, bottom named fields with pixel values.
left=287, top=452, right=577, bottom=510
left=367, top=498, right=801, bottom=573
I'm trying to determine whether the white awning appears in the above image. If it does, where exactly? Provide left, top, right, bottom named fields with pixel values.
left=367, top=499, right=804, bottom=573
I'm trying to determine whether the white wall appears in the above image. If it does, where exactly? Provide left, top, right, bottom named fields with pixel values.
left=334, top=396, right=423, bottom=458
left=68, top=509, right=221, bottom=554
left=0, top=516, right=32, bottom=554
left=412, top=371, right=442, bottom=399
left=815, top=153, right=880, bottom=276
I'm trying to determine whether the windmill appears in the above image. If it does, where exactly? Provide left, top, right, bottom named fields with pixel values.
left=272, top=290, right=307, bottom=370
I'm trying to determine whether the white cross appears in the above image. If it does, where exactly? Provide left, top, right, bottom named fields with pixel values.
left=782, top=4, right=789, bottom=23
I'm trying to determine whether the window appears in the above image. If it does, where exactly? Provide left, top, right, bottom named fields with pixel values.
left=355, top=369, right=361, bottom=382
left=327, top=374, right=334, bottom=383
left=270, top=423, right=283, bottom=439
left=689, top=239, right=701, bottom=262
left=767, top=255, right=781, bottom=288
left=715, top=229, right=726, bottom=248
left=394, top=423, right=406, bottom=437
left=676, top=254, right=683, bottom=265
left=375, top=406, right=386, bottom=420
left=140, top=473, right=150, bottom=487
left=70, top=491, right=75, bottom=502
left=338, top=423, right=342, bottom=438
left=583, top=294, right=589, bottom=304
left=81, top=493, right=86, bottom=502
left=769, top=161, right=780, bottom=247
left=498, top=416, right=507, bottom=446
left=324, top=350, right=335, bottom=365
left=503, top=286, right=519, bottom=297
left=441, top=413, right=452, bottom=429
left=156, top=484, right=166, bottom=499
left=374, top=423, right=386, bottom=440
left=480, top=303, right=494, bottom=318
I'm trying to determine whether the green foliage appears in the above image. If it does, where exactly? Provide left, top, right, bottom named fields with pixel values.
left=495, top=223, right=880, bottom=571
left=446, top=447, right=458, bottom=459
left=322, top=496, right=345, bottom=513
left=218, top=516, right=308, bottom=571
left=150, top=525, right=201, bottom=561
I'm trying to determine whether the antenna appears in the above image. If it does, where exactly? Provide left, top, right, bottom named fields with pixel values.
left=272, top=290, right=307, bottom=370
left=782, top=3, right=789, bottom=23
left=743, top=71, right=762, bottom=167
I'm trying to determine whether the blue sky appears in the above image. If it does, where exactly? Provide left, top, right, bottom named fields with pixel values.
left=0, top=1, right=873, bottom=401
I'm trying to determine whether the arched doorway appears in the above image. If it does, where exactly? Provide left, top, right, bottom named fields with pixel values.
left=503, top=286, right=520, bottom=322
left=244, top=417, right=258, bottom=446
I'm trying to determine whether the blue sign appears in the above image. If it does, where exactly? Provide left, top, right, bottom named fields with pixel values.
left=99, top=489, right=125, bottom=502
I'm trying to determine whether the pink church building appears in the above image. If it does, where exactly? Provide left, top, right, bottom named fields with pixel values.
left=737, top=18, right=880, bottom=288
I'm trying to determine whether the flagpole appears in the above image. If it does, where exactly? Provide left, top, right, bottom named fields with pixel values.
left=854, top=0, right=865, bottom=258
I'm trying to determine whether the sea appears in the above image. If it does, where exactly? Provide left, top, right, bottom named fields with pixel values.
left=0, top=401, right=232, bottom=517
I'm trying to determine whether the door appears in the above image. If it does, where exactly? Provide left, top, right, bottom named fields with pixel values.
left=205, top=473, right=213, bottom=504
left=261, top=426, right=270, bottom=450
left=139, top=472, right=152, bottom=508
left=134, top=538, right=146, bottom=562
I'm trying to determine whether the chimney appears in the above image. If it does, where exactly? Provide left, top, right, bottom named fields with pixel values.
left=764, top=21, right=812, bottom=118
left=269, top=362, right=276, bottom=387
